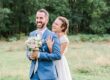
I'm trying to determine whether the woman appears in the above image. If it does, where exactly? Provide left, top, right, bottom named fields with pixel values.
left=46, top=16, right=72, bottom=80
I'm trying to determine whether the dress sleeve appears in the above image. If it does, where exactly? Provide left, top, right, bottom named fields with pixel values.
left=60, top=35, right=69, bottom=44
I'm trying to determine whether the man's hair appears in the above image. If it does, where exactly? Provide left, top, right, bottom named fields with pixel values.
left=37, top=9, right=49, bottom=19
left=57, top=16, right=69, bottom=34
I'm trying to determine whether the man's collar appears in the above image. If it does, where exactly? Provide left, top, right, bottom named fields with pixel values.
left=36, top=27, right=47, bottom=35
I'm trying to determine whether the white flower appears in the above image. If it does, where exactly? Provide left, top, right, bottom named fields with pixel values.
left=25, top=36, right=42, bottom=51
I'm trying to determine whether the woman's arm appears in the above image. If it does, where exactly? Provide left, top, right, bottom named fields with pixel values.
left=47, top=41, right=68, bottom=54
left=47, top=35, right=69, bottom=54
left=60, top=42, right=68, bottom=54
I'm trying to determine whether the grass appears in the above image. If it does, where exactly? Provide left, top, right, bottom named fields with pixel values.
left=0, top=35, right=110, bottom=80
left=0, top=39, right=29, bottom=80
left=67, top=40, right=110, bottom=80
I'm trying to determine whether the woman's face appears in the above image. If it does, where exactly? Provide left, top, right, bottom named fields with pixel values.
left=52, top=19, right=63, bottom=33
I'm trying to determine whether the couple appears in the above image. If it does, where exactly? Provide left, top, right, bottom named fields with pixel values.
left=26, top=9, right=72, bottom=80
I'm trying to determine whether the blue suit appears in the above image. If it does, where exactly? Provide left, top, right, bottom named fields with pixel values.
left=26, top=28, right=61, bottom=80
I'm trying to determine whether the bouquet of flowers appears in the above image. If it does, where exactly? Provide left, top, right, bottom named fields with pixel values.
left=25, top=35, right=42, bottom=52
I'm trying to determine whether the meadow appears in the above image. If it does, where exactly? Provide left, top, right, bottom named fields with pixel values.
left=0, top=35, right=110, bottom=80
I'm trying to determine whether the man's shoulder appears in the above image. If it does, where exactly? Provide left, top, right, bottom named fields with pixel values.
left=30, top=30, right=36, bottom=34
left=51, top=32, right=57, bottom=37
left=47, top=29, right=56, bottom=36
left=29, top=30, right=36, bottom=36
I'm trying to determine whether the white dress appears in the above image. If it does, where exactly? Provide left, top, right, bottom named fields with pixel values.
left=55, top=35, right=72, bottom=80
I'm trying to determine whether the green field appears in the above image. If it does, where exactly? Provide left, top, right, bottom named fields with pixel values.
left=0, top=36, right=110, bottom=80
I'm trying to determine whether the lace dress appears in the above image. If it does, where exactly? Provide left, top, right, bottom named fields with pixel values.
left=55, top=35, right=72, bottom=80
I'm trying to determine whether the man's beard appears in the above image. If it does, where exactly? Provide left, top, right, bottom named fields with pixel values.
left=37, top=22, right=45, bottom=29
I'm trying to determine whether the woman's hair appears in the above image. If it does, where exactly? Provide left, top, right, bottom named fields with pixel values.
left=57, top=16, right=69, bottom=34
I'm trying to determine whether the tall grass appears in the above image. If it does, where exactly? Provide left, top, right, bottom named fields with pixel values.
left=0, top=35, right=110, bottom=80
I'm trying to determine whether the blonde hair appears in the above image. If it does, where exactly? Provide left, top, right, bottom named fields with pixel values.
left=57, top=16, right=69, bottom=34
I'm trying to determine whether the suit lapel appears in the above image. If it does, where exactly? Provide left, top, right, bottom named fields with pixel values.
left=42, top=28, right=49, bottom=40
left=33, top=30, right=37, bottom=37
left=40, top=29, right=49, bottom=52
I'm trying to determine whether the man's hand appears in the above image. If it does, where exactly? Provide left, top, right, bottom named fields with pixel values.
left=30, top=49, right=39, bottom=60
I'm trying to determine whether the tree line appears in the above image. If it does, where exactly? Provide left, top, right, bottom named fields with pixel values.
left=0, top=0, right=110, bottom=38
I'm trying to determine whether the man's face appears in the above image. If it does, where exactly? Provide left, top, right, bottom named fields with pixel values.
left=36, top=12, right=48, bottom=29
left=52, top=18, right=63, bottom=33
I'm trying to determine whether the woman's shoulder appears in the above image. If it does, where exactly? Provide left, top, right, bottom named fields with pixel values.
left=60, top=35, right=69, bottom=43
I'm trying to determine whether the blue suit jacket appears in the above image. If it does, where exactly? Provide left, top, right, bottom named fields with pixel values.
left=26, top=28, right=61, bottom=80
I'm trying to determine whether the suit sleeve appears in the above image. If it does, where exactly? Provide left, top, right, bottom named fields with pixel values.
left=38, top=35, right=61, bottom=61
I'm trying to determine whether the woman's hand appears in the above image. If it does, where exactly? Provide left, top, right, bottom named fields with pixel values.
left=46, top=36, right=54, bottom=53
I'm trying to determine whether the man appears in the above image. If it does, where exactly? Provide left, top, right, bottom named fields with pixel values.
left=26, top=9, right=61, bottom=80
